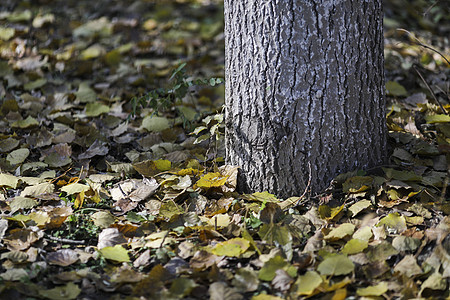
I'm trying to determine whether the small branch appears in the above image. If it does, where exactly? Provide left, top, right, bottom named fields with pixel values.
left=434, top=85, right=450, bottom=102
left=296, top=162, right=312, bottom=206
left=397, top=28, right=450, bottom=65
left=423, top=1, right=439, bottom=17
left=413, top=65, right=448, bottom=115
left=45, top=234, right=86, bottom=245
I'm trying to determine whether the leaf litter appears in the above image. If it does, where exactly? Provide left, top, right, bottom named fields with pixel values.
left=0, top=0, right=449, bottom=299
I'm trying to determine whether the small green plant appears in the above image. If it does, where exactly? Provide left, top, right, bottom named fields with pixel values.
left=129, top=62, right=223, bottom=121
left=191, top=112, right=224, bottom=145
left=52, top=211, right=100, bottom=242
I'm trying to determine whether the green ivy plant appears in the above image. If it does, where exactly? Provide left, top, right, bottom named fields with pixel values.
left=129, top=62, right=224, bottom=123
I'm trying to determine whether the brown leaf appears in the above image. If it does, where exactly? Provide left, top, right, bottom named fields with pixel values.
left=4, top=228, right=44, bottom=251
left=190, top=250, right=222, bottom=270
left=47, top=249, right=79, bottom=266
left=97, top=228, right=127, bottom=249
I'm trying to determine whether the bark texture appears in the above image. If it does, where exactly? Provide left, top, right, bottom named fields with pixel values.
left=224, top=0, right=386, bottom=197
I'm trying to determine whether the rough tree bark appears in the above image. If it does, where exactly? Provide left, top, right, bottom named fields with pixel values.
left=224, top=1, right=386, bottom=198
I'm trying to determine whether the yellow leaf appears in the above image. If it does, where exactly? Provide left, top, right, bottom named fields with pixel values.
left=211, top=238, right=250, bottom=257
left=74, top=190, right=85, bottom=209
left=294, top=271, right=323, bottom=296
left=357, top=282, right=388, bottom=296
left=425, top=114, right=450, bottom=123
left=194, top=172, right=228, bottom=189
left=177, top=168, right=203, bottom=176
left=98, top=245, right=130, bottom=262
left=154, top=159, right=171, bottom=171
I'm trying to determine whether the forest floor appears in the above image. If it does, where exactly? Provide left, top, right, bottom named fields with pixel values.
left=0, top=0, right=449, bottom=299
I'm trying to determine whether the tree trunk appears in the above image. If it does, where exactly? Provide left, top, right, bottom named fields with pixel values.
left=224, top=1, right=386, bottom=198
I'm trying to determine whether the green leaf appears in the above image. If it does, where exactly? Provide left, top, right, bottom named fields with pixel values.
left=293, top=271, right=323, bottom=296
left=75, top=82, right=97, bottom=103
left=425, top=114, right=450, bottom=124
left=318, top=204, right=344, bottom=221
left=177, top=106, right=197, bottom=121
left=169, top=277, right=196, bottom=298
left=357, top=282, right=388, bottom=296
left=44, top=152, right=72, bottom=168
left=386, top=81, right=407, bottom=97
left=366, top=241, right=399, bottom=262
left=38, top=282, right=81, bottom=300
left=377, top=213, right=407, bottom=234
left=342, top=176, right=373, bottom=193
left=73, top=17, right=113, bottom=38
left=85, top=102, right=110, bottom=117
left=352, top=226, right=373, bottom=242
left=348, top=199, right=372, bottom=217
left=10, top=197, right=38, bottom=213
left=383, top=168, right=422, bottom=182
left=7, top=10, right=32, bottom=22
left=24, top=78, right=47, bottom=90
left=79, top=44, right=105, bottom=60
left=0, top=27, right=15, bottom=41
left=324, top=223, right=355, bottom=241
left=317, top=254, right=354, bottom=276
left=211, top=238, right=250, bottom=257
left=258, top=224, right=293, bottom=260
left=141, top=115, right=171, bottom=132
left=11, top=116, right=39, bottom=128
left=259, top=256, right=296, bottom=281
left=98, top=245, right=130, bottom=262
left=32, top=13, right=55, bottom=28
left=341, top=238, right=368, bottom=255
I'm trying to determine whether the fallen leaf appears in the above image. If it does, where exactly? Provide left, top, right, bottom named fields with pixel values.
left=317, top=254, right=354, bottom=276
left=98, top=245, right=130, bottom=262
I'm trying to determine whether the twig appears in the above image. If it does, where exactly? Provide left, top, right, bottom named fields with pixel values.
left=439, top=176, right=448, bottom=203
left=413, top=65, right=448, bottom=115
left=296, top=162, right=312, bottom=206
left=397, top=28, right=450, bottom=65
left=50, top=168, right=72, bottom=184
left=434, top=85, right=450, bottom=102
left=423, top=1, right=439, bottom=18
left=45, top=233, right=86, bottom=245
